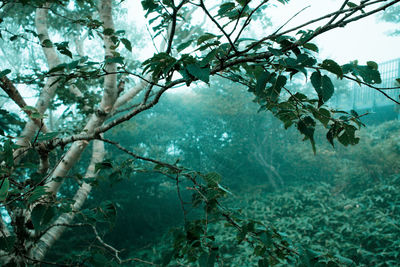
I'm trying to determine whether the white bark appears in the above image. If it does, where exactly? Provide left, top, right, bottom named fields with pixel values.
left=29, top=1, right=117, bottom=259
left=45, top=0, right=118, bottom=195
left=14, top=3, right=61, bottom=161
left=31, top=139, right=105, bottom=260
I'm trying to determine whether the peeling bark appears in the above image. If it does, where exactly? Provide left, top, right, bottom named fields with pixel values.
left=31, top=139, right=105, bottom=260
left=45, top=0, right=118, bottom=195
left=14, top=3, right=61, bottom=162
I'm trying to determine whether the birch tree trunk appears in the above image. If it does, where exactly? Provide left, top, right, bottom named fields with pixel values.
left=14, top=3, right=61, bottom=161
left=30, top=0, right=118, bottom=260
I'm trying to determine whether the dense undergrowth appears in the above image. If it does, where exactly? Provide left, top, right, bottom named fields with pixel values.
left=131, top=173, right=400, bottom=266
left=128, top=121, right=400, bottom=266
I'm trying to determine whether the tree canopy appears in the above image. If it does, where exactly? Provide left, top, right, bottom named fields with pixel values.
left=0, top=0, right=399, bottom=266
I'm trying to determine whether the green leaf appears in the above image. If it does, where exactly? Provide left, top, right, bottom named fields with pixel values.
left=120, top=38, right=132, bottom=52
left=95, top=160, right=113, bottom=172
left=321, top=59, right=343, bottom=78
left=186, top=64, right=210, bottom=83
left=204, top=172, right=222, bottom=187
left=0, top=69, right=11, bottom=78
left=342, top=63, right=381, bottom=84
left=338, top=125, right=359, bottom=146
left=177, top=39, right=193, bottom=52
left=0, top=178, right=9, bottom=201
left=103, top=28, right=114, bottom=35
left=218, top=2, right=236, bottom=17
left=255, top=71, right=271, bottom=94
left=197, top=33, right=218, bottom=45
left=313, top=108, right=330, bottom=127
left=268, top=47, right=283, bottom=56
left=266, top=75, right=286, bottom=102
left=347, top=2, right=357, bottom=8
left=27, top=186, right=48, bottom=204
left=48, top=64, right=66, bottom=73
left=258, top=258, right=270, bottom=267
left=31, top=204, right=56, bottom=230
left=303, top=42, right=319, bottom=52
left=42, top=39, right=53, bottom=48
left=58, top=48, right=73, bottom=58
left=311, top=72, right=334, bottom=104
left=200, top=49, right=217, bottom=67
left=297, top=116, right=316, bottom=153
left=0, top=235, right=15, bottom=252
left=367, top=61, right=378, bottom=71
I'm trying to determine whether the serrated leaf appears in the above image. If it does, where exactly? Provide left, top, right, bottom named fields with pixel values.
left=204, top=172, right=221, bottom=186
left=311, top=71, right=334, bottom=104
left=218, top=2, right=236, bottom=17
left=338, top=125, right=359, bottom=146
left=313, top=108, right=331, bottom=127
left=31, top=204, right=56, bottom=230
left=200, top=49, right=217, bottom=67
left=120, top=38, right=132, bottom=52
left=186, top=64, right=210, bottom=83
left=321, top=59, right=343, bottom=78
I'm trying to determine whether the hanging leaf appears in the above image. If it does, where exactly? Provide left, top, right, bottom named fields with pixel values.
left=203, top=172, right=222, bottom=187
left=197, top=33, right=218, bottom=45
left=311, top=71, right=334, bottom=104
left=338, top=125, right=360, bottom=146
left=266, top=75, right=286, bottom=102
left=186, top=64, right=210, bottom=83
left=255, top=71, right=271, bottom=94
left=31, top=204, right=56, bottom=230
left=177, top=39, right=194, bottom=52
left=321, top=59, right=343, bottom=78
left=120, top=38, right=132, bottom=52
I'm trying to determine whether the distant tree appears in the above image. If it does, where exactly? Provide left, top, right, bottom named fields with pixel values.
left=0, top=0, right=399, bottom=265
left=380, top=4, right=400, bottom=35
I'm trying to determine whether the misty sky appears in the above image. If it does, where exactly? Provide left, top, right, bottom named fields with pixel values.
left=268, top=0, right=400, bottom=64
left=125, top=0, right=400, bottom=65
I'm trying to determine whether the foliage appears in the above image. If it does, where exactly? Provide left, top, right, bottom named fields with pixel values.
left=0, top=0, right=399, bottom=266
left=235, top=173, right=400, bottom=266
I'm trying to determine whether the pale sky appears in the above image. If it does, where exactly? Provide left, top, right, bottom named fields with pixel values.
left=267, top=0, right=400, bottom=64
left=124, top=0, right=400, bottom=65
